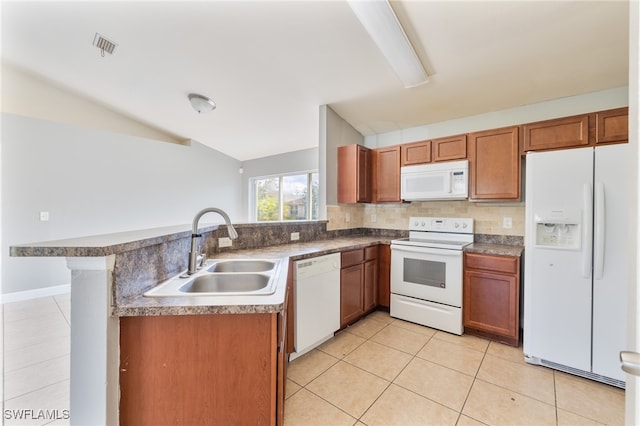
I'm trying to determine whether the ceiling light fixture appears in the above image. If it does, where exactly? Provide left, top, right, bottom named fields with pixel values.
left=188, top=93, right=216, bottom=114
left=347, top=0, right=428, bottom=88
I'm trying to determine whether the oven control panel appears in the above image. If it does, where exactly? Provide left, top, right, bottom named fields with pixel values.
left=409, top=217, right=474, bottom=234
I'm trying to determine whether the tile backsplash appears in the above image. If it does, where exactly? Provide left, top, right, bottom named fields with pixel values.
left=327, top=201, right=525, bottom=236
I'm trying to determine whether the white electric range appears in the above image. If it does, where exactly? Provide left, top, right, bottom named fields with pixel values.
left=390, top=217, right=474, bottom=335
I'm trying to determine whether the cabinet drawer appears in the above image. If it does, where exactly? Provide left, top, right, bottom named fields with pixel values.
left=364, top=246, right=378, bottom=261
left=465, top=253, right=518, bottom=274
left=342, top=249, right=364, bottom=268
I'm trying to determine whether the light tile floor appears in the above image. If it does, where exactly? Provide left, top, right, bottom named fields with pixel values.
left=285, top=310, right=626, bottom=426
left=1, top=297, right=626, bottom=426
left=3, top=294, right=70, bottom=426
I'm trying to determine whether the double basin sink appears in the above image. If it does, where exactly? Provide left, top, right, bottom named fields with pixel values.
left=144, top=259, right=280, bottom=297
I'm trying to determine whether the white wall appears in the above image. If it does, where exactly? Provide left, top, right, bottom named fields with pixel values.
left=626, top=1, right=639, bottom=422
left=1, top=113, right=242, bottom=295
left=240, top=147, right=318, bottom=221
left=322, top=105, right=365, bottom=206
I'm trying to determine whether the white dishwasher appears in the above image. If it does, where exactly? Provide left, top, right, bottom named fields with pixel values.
left=290, top=253, right=341, bottom=361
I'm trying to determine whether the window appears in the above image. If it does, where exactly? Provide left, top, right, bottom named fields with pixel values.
left=253, top=172, right=318, bottom=222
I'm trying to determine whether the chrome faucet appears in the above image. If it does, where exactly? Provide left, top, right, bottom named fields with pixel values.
left=187, top=207, right=238, bottom=275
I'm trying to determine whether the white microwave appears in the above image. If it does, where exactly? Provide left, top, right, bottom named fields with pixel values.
left=400, top=160, right=469, bottom=201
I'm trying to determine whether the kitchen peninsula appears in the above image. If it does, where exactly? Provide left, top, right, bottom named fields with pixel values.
left=10, top=221, right=400, bottom=425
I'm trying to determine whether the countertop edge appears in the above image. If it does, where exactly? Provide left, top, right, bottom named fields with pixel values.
left=465, top=243, right=524, bottom=257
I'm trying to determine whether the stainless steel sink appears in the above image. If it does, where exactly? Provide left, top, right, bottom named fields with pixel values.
left=143, top=258, right=281, bottom=298
left=206, top=259, right=275, bottom=273
left=179, top=273, right=270, bottom=293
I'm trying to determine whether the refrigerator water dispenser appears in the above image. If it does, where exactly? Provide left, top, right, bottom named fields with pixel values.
left=535, top=222, right=581, bottom=249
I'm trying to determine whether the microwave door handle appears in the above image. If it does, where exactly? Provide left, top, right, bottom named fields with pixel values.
left=445, top=172, right=452, bottom=193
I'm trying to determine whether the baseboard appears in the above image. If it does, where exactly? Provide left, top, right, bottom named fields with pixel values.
left=1, top=284, right=71, bottom=304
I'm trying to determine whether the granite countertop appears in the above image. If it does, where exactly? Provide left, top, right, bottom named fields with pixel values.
left=9, top=224, right=220, bottom=257
left=115, top=236, right=391, bottom=317
left=465, top=242, right=524, bottom=257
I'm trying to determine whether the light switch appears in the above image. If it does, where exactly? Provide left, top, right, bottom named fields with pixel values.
left=39, top=211, right=50, bottom=222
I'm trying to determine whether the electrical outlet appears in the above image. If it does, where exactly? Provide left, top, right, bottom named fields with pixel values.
left=345, top=213, right=351, bottom=223
left=218, top=237, right=233, bottom=248
left=503, top=217, right=513, bottom=229
left=39, top=211, right=50, bottom=222
left=371, top=214, right=377, bottom=223
left=291, top=232, right=300, bottom=241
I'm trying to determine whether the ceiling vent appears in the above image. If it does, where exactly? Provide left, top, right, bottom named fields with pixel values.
left=93, top=33, right=118, bottom=56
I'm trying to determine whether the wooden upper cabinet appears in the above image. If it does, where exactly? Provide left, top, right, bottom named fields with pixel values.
left=337, top=144, right=372, bottom=203
left=401, top=135, right=467, bottom=166
left=373, top=146, right=401, bottom=203
left=432, top=134, right=467, bottom=162
left=523, top=114, right=589, bottom=152
left=401, top=140, right=431, bottom=166
left=596, top=107, right=628, bottom=144
left=468, top=126, right=521, bottom=202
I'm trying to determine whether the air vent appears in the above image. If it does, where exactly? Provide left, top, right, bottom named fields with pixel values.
left=93, top=33, right=118, bottom=55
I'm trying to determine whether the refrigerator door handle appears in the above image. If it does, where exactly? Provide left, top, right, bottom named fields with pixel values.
left=620, top=351, right=640, bottom=376
left=594, top=182, right=605, bottom=279
left=582, top=183, right=593, bottom=278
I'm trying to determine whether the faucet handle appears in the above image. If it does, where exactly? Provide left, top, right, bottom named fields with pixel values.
left=197, top=252, right=207, bottom=268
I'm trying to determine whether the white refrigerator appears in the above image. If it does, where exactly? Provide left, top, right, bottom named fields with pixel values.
left=524, top=144, right=629, bottom=387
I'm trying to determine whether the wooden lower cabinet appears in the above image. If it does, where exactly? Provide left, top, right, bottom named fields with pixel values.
left=463, top=252, right=521, bottom=346
left=377, top=244, right=391, bottom=308
left=363, top=247, right=378, bottom=311
left=340, top=246, right=379, bottom=327
left=341, top=264, right=365, bottom=326
left=120, top=311, right=287, bottom=426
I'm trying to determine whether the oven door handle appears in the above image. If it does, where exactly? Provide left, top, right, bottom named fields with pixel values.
left=391, top=245, right=463, bottom=257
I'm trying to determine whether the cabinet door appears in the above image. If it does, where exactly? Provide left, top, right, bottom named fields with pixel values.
left=596, top=107, right=628, bottom=144
left=523, top=114, right=589, bottom=151
left=363, top=259, right=378, bottom=312
left=373, top=146, right=401, bottom=203
left=432, top=134, right=467, bottom=162
left=341, top=264, right=364, bottom=327
left=337, top=144, right=372, bottom=203
left=468, top=126, right=521, bottom=201
left=463, top=269, right=518, bottom=342
left=401, top=140, right=431, bottom=166
left=377, top=245, right=391, bottom=308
